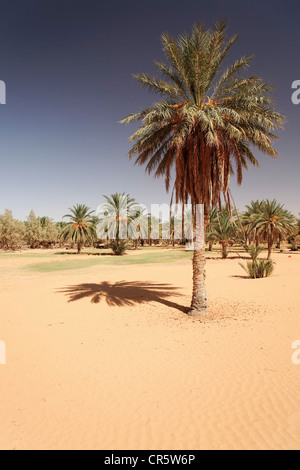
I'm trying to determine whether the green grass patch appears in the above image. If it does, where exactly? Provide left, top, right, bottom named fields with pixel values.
left=0, top=252, right=55, bottom=258
left=25, top=250, right=193, bottom=273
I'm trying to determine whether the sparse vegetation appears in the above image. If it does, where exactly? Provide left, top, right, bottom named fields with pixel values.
left=239, top=245, right=275, bottom=279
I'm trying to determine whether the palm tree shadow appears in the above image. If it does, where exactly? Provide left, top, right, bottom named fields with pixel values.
left=58, top=281, right=188, bottom=313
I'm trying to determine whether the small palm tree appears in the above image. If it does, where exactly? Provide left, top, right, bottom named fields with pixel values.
left=240, top=245, right=274, bottom=278
left=208, top=208, right=239, bottom=258
left=61, top=204, right=96, bottom=254
left=206, top=208, right=218, bottom=251
left=121, top=22, right=284, bottom=314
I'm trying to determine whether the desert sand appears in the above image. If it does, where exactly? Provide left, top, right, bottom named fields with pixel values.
left=0, top=249, right=299, bottom=450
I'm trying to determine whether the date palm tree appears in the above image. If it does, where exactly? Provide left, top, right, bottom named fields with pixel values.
left=242, top=200, right=265, bottom=246
left=255, top=200, right=295, bottom=259
left=121, top=21, right=284, bottom=314
left=128, top=205, right=149, bottom=248
left=61, top=204, right=96, bottom=254
left=208, top=208, right=239, bottom=258
left=206, top=208, right=219, bottom=251
left=97, top=193, right=138, bottom=254
left=289, top=218, right=300, bottom=251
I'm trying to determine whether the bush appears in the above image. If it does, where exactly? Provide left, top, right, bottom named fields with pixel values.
left=239, top=245, right=274, bottom=279
left=0, top=210, right=25, bottom=250
left=110, top=240, right=127, bottom=256
left=240, top=259, right=274, bottom=279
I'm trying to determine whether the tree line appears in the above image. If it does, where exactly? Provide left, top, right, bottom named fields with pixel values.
left=0, top=196, right=299, bottom=258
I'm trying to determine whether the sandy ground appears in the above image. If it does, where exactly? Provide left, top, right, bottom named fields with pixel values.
left=0, top=249, right=299, bottom=450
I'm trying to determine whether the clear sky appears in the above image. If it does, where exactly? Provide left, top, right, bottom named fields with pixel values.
left=0, top=0, right=299, bottom=221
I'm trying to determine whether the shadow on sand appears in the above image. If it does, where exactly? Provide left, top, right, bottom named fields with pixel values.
left=58, top=280, right=188, bottom=313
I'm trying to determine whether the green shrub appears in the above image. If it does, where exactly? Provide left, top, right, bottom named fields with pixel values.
left=239, top=245, right=274, bottom=278
left=110, top=240, right=127, bottom=256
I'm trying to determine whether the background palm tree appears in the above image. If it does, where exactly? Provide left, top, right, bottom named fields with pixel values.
left=289, top=217, right=300, bottom=251
left=254, top=200, right=295, bottom=259
left=97, top=193, right=137, bottom=254
left=121, top=21, right=284, bottom=314
left=61, top=204, right=96, bottom=254
left=128, top=205, right=149, bottom=248
left=206, top=208, right=218, bottom=251
left=242, top=200, right=265, bottom=246
left=208, top=208, right=239, bottom=258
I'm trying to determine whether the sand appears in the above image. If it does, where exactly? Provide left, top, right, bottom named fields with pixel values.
left=0, top=249, right=299, bottom=450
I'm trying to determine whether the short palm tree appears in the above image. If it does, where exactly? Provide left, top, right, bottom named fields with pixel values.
left=61, top=204, right=96, bottom=254
left=208, top=208, right=239, bottom=258
left=240, top=245, right=274, bottom=279
left=206, top=208, right=219, bottom=251
left=121, top=22, right=284, bottom=314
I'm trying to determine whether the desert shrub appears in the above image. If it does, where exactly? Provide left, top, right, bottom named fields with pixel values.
left=241, top=259, right=274, bottom=279
left=110, top=240, right=127, bottom=256
left=239, top=245, right=274, bottom=279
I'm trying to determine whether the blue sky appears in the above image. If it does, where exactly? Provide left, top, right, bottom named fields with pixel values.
left=0, top=0, right=299, bottom=221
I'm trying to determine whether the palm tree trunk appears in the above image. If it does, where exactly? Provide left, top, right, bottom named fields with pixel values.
left=208, top=241, right=213, bottom=251
left=276, top=234, right=282, bottom=249
left=182, top=204, right=185, bottom=244
left=267, top=231, right=273, bottom=259
left=189, top=205, right=208, bottom=315
left=222, top=242, right=228, bottom=259
left=255, top=233, right=259, bottom=248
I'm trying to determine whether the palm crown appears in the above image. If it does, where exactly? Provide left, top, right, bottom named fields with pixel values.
left=97, top=193, right=138, bottom=241
left=121, top=21, right=284, bottom=210
left=61, top=204, right=96, bottom=253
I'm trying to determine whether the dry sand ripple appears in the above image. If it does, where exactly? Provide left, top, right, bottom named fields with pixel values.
left=0, top=251, right=299, bottom=449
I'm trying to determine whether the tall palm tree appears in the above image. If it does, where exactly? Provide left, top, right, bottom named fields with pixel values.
left=255, top=200, right=295, bottom=259
left=121, top=22, right=284, bottom=314
left=61, top=204, right=96, bottom=254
